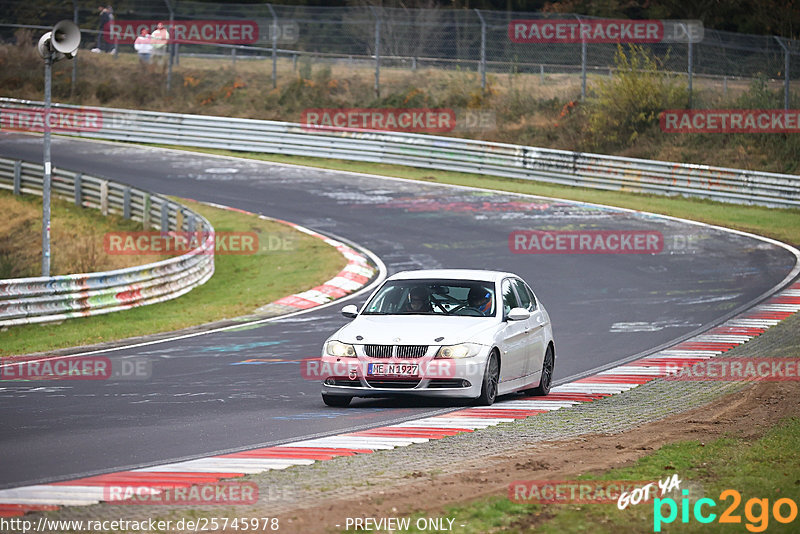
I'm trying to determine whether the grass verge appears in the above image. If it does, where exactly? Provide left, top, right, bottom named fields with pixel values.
left=0, top=198, right=347, bottom=356
left=157, top=146, right=800, bottom=248
left=386, top=416, right=800, bottom=533
left=0, top=189, right=164, bottom=278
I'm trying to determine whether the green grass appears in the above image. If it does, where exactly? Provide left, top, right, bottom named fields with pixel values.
left=0, top=198, right=347, bottom=356
left=157, top=146, right=800, bottom=248
left=382, top=417, right=800, bottom=533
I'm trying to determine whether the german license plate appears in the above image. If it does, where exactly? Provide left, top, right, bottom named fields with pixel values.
left=367, top=363, right=419, bottom=376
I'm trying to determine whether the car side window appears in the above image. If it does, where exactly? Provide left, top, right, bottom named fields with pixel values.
left=512, top=279, right=537, bottom=311
left=501, top=279, right=519, bottom=317
left=511, top=279, right=533, bottom=311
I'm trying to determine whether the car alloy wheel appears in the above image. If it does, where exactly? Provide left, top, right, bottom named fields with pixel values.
left=476, top=351, right=499, bottom=406
left=527, top=344, right=554, bottom=396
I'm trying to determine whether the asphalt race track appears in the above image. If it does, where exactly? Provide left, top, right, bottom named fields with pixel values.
left=0, top=134, right=796, bottom=489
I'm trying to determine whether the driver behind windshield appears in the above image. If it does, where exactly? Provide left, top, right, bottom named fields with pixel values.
left=467, top=287, right=493, bottom=316
left=402, top=286, right=433, bottom=313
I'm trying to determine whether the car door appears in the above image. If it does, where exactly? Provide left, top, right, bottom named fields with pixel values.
left=512, top=278, right=547, bottom=380
left=498, top=278, right=527, bottom=383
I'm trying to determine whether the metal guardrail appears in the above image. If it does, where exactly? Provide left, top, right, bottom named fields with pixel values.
left=1, top=98, right=799, bottom=209
left=0, top=156, right=215, bottom=327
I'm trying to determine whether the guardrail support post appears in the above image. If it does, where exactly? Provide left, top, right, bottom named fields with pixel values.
left=123, top=187, right=131, bottom=219
left=176, top=209, right=184, bottom=232
left=160, top=202, right=169, bottom=232
left=13, top=160, right=21, bottom=195
left=74, top=173, right=82, bottom=206
left=143, top=193, right=151, bottom=228
left=100, top=180, right=109, bottom=216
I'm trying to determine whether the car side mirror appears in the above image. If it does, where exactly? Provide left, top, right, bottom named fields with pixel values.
left=507, top=307, right=530, bottom=321
left=341, top=304, right=358, bottom=319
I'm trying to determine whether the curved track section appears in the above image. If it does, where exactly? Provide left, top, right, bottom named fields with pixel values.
left=0, top=134, right=796, bottom=490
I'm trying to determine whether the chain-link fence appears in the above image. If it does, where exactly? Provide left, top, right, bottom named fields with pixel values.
left=1, top=2, right=798, bottom=107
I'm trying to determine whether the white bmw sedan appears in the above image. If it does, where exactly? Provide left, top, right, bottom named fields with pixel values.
left=319, top=269, right=555, bottom=407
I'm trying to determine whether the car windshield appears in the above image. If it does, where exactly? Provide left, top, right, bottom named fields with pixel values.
left=362, top=279, right=496, bottom=317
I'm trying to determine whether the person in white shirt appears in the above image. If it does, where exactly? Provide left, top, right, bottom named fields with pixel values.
left=150, top=22, right=169, bottom=65
left=134, top=28, right=153, bottom=63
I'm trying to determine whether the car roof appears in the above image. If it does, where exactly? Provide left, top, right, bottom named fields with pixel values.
left=385, top=269, right=517, bottom=283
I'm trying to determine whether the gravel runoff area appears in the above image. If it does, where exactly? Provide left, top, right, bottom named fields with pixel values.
left=31, top=305, right=800, bottom=533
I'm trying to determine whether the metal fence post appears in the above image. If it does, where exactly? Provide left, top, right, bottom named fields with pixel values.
left=369, top=6, right=381, bottom=97
left=475, top=9, right=486, bottom=91
left=688, top=41, right=693, bottom=109
left=576, top=15, right=586, bottom=100
left=71, top=0, right=78, bottom=97
left=774, top=37, right=790, bottom=110
left=13, top=160, right=21, bottom=195
left=74, top=173, right=82, bottom=206
left=267, top=4, right=278, bottom=89
left=164, top=0, right=174, bottom=92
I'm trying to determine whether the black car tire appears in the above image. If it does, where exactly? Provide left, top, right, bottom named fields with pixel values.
left=525, top=344, right=554, bottom=396
left=475, top=351, right=500, bottom=406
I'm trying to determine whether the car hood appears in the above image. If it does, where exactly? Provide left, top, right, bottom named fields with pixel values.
left=333, top=315, right=499, bottom=346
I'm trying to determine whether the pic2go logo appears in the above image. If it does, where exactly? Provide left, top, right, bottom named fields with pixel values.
left=653, top=489, right=798, bottom=532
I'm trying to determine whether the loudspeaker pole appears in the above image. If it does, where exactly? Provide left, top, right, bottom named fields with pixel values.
left=37, top=20, right=80, bottom=276
left=42, top=53, right=52, bottom=276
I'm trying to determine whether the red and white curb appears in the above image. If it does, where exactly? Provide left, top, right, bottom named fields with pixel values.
left=198, top=202, right=376, bottom=312
left=2, top=281, right=797, bottom=517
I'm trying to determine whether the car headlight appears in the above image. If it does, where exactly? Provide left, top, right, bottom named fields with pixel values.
left=325, top=340, right=357, bottom=358
left=435, top=343, right=482, bottom=359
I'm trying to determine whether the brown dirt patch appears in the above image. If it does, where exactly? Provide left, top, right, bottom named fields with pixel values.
left=278, top=380, right=800, bottom=533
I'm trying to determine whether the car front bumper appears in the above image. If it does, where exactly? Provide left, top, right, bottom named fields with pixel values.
left=319, top=352, right=489, bottom=399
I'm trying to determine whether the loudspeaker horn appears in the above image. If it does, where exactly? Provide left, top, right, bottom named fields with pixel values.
left=51, top=20, right=81, bottom=55
left=37, top=20, right=81, bottom=60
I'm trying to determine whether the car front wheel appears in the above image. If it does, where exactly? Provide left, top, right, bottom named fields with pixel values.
left=476, top=351, right=500, bottom=406
left=525, top=344, right=554, bottom=397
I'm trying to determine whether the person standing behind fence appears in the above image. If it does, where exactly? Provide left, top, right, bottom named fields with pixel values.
left=151, top=22, right=169, bottom=65
left=134, top=28, right=153, bottom=64
left=93, top=5, right=115, bottom=53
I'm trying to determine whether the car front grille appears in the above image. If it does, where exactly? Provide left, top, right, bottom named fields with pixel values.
left=364, top=345, right=428, bottom=359
left=364, top=344, right=394, bottom=358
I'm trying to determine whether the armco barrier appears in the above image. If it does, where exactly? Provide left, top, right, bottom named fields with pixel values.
left=1, top=98, right=799, bottom=208
left=0, top=157, right=215, bottom=327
